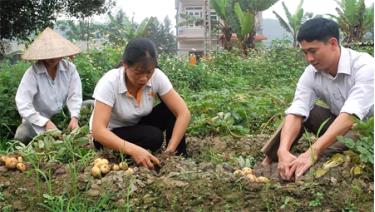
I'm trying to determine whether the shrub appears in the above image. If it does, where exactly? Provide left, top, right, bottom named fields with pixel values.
left=0, top=60, right=31, bottom=138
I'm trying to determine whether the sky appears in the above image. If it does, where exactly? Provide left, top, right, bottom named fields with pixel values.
left=103, top=0, right=374, bottom=25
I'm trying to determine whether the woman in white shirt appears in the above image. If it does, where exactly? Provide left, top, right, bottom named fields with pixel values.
left=15, top=27, right=82, bottom=144
left=91, top=38, right=191, bottom=170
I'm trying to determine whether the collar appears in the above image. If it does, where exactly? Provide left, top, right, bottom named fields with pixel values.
left=34, top=60, right=65, bottom=74
left=312, top=46, right=351, bottom=77
left=336, top=46, right=351, bottom=75
left=118, top=67, right=153, bottom=94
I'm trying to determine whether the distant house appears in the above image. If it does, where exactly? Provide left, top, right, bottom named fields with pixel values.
left=175, top=0, right=266, bottom=57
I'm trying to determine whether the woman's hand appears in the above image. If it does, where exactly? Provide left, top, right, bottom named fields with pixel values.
left=45, top=120, right=58, bottom=130
left=67, top=117, right=79, bottom=130
left=131, top=146, right=160, bottom=170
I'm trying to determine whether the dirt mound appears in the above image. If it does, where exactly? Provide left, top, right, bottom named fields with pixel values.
left=0, top=135, right=373, bottom=211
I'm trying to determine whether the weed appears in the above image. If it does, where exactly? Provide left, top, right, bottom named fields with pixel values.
left=309, top=191, right=324, bottom=207
left=236, top=155, right=256, bottom=168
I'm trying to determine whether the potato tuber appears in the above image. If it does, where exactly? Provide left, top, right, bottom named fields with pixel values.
left=91, top=166, right=101, bottom=178
left=5, top=157, right=18, bottom=169
left=16, top=163, right=27, bottom=172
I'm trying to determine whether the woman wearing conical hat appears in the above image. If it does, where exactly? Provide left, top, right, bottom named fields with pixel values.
left=14, top=27, right=82, bottom=143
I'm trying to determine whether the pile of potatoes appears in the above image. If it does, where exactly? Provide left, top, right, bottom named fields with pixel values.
left=91, top=158, right=134, bottom=178
left=234, top=167, right=270, bottom=183
left=0, top=155, right=27, bottom=172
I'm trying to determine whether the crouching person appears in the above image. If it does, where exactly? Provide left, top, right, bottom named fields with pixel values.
left=261, top=18, right=374, bottom=181
left=15, top=27, right=82, bottom=144
left=91, top=38, right=191, bottom=170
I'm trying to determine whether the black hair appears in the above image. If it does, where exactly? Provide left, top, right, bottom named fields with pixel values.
left=122, top=38, right=158, bottom=71
left=297, top=17, right=340, bottom=43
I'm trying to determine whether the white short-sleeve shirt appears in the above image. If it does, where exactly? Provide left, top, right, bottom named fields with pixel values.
left=90, top=67, right=173, bottom=130
left=286, top=47, right=374, bottom=120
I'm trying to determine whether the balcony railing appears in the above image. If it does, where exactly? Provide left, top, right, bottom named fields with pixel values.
left=177, top=26, right=205, bottom=38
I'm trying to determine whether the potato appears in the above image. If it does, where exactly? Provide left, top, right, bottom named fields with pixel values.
left=5, top=157, right=18, bottom=169
left=91, top=166, right=101, bottom=178
left=246, top=174, right=257, bottom=182
left=112, top=164, right=120, bottom=171
left=119, top=162, right=128, bottom=171
left=99, top=164, right=110, bottom=175
left=242, top=167, right=253, bottom=175
left=234, top=170, right=243, bottom=176
left=124, top=168, right=134, bottom=175
left=94, top=158, right=109, bottom=167
left=256, top=176, right=270, bottom=183
left=16, top=163, right=27, bottom=172
left=17, top=156, right=23, bottom=163
left=0, top=156, right=8, bottom=163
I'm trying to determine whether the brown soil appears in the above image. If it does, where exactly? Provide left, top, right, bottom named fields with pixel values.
left=0, top=135, right=373, bottom=211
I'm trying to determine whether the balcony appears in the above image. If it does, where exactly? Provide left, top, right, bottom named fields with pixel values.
left=177, top=26, right=205, bottom=39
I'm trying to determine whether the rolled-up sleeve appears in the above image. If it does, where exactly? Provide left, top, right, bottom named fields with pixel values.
left=67, top=64, right=82, bottom=118
left=15, top=69, right=49, bottom=127
left=285, top=69, right=317, bottom=120
left=340, top=64, right=374, bottom=120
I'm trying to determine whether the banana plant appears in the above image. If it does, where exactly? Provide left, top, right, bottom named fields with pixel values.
left=211, top=0, right=234, bottom=50
left=329, top=0, right=374, bottom=43
left=273, top=0, right=313, bottom=47
left=226, top=0, right=278, bottom=54
left=232, top=2, right=255, bottom=53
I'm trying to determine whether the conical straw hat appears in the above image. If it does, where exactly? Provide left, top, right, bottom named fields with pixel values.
left=22, top=27, right=81, bottom=60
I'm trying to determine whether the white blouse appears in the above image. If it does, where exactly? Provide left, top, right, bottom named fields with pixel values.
left=15, top=59, right=82, bottom=133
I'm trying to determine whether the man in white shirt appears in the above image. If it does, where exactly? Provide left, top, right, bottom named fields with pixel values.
left=14, top=27, right=82, bottom=143
left=261, top=17, right=374, bottom=181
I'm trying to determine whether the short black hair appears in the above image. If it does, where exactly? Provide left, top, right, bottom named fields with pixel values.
left=122, top=38, right=158, bottom=71
left=297, top=17, right=340, bottom=43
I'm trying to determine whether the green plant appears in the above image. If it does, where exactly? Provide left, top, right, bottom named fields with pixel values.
left=273, top=0, right=313, bottom=47
left=40, top=192, right=118, bottom=211
left=0, top=60, right=30, bottom=139
left=337, top=117, right=374, bottom=165
left=236, top=155, right=255, bottom=168
left=309, top=191, right=324, bottom=207
left=280, top=196, right=300, bottom=210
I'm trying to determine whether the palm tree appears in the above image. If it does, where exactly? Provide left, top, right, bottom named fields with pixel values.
left=330, top=0, right=374, bottom=43
left=273, top=0, right=313, bottom=47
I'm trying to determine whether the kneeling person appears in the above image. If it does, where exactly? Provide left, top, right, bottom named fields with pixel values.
left=15, top=27, right=82, bottom=144
left=261, top=17, right=374, bottom=181
left=91, top=38, right=191, bottom=170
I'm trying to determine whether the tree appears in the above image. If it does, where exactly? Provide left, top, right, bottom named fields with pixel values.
left=273, top=0, right=313, bottom=47
left=102, top=10, right=133, bottom=47
left=0, top=0, right=114, bottom=42
left=211, top=0, right=234, bottom=50
left=144, top=17, right=177, bottom=54
left=330, top=0, right=374, bottom=43
left=56, top=19, right=102, bottom=50
left=226, top=0, right=278, bottom=54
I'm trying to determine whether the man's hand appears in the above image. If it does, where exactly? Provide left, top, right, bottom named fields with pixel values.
left=68, top=117, right=79, bottom=130
left=131, top=146, right=161, bottom=170
left=277, top=150, right=297, bottom=180
left=164, top=146, right=176, bottom=155
left=290, top=148, right=318, bottom=180
left=45, top=120, right=58, bottom=130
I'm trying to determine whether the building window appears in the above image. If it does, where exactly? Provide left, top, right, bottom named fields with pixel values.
left=185, top=7, right=203, bottom=27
